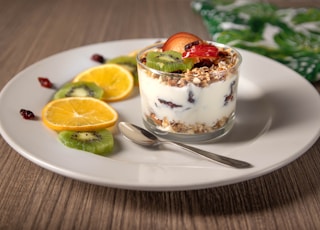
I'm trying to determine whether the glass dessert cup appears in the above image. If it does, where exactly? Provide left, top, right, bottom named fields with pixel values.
left=137, top=42, right=242, bottom=143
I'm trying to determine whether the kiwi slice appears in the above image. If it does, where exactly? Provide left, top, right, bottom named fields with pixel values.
left=107, top=56, right=138, bottom=85
left=53, top=82, right=104, bottom=100
left=58, top=129, right=114, bottom=155
left=146, top=50, right=193, bottom=73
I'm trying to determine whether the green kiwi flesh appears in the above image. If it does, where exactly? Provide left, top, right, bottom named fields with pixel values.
left=58, top=129, right=114, bottom=155
left=107, top=56, right=138, bottom=85
left=53, top=82, right=104, bottom=100
left=146, top=50, right=193, bottom=73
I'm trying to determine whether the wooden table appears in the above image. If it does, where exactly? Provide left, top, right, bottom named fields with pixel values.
left=1, top=0, right=319, bottom=229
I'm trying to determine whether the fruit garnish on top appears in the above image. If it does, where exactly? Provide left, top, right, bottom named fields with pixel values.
left=144, top=32, right=220, bottom=73
left=162, top=32, right=202, bottom=53
left=146, top=50, right=194, bottom=73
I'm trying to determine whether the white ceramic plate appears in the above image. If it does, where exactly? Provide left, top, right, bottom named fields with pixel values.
left=0, top=39, right=319, bottom=191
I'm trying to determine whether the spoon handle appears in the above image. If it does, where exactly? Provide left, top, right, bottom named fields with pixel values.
left=169, top=141, right=253, bottom=169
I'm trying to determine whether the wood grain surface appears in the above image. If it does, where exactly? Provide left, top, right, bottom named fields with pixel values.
left=0, top=0, right=319, bottom=229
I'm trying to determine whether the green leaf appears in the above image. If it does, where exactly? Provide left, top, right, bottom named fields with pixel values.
left=282, top=54, right=320, bottom=82
left=232, top=3, right=277, bottom=17
left=216, top=29, right=262, bottom=44
left=274, top=30, right=320, bottom=52
left=292, top=8, right=320, bottom=24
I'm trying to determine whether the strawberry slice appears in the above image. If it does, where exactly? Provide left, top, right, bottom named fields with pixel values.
left=182, top=44, right=219, bottom=59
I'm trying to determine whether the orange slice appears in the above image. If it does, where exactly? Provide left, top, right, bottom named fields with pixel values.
left=128, top=49, right=140, bottom=57
left=73, top=63, right=134, bottom=101
left=42, top=97, right=118, bottom=131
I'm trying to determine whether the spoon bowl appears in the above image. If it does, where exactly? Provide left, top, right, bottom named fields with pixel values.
left=118, top=122, right=253, bottom=169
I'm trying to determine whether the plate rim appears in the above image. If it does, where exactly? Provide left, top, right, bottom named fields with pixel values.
left=0, top=38, right=319, bottom=191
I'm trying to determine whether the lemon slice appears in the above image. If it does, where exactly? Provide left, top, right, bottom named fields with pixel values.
left=42, top=97, right=118, bottom=131
left=73, top=63, right=134, bottom=101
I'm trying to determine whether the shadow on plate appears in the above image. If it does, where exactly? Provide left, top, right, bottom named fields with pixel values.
left=217, top=94, right=273, bottom=144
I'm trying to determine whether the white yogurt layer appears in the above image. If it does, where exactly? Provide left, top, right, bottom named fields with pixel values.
left=138, top=68, right=238, bottom=132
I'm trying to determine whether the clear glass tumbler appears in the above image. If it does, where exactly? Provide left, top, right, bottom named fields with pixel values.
left=137, top=41, right=242, bottom=142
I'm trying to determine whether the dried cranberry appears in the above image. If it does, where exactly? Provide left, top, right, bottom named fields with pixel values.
left=20, top=109, right=35, bottom=120
left=38, top=77, right=53, bottom=88
left=188, top=91, right=195, bottom=103
left=184, top=40, right=201, bottom=51
left=158, top=98, right=182, bottom=108
left=91, top=54, right=105, bottom=64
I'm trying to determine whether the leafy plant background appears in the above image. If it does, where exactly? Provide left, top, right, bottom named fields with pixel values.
left=192, top=0, right=320, bottom=82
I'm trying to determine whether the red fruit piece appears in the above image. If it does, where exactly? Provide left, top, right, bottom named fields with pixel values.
left=38, top=77, right=53, bottom=88
left=162, top=32, right=202, bottom=53
left=182, top=44, right=219, bottom=59
left=91, top=54, right=105, bottom=64
left=20, top=109, right=35, bottom=120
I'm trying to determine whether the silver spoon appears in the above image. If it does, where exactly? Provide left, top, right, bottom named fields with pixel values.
left=118, top=122, right=253, bottom=169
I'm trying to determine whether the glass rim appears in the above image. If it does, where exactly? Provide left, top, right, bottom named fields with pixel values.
left=136, top=41, right=242, bottom=77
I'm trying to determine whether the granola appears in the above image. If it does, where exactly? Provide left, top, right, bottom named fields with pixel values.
left=147, top=113, right=230, bottom=134
left=140, top=47, right=239, bottom=88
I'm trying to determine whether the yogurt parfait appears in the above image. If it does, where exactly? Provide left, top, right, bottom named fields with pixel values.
left=137, top=32, right=242, bottom=142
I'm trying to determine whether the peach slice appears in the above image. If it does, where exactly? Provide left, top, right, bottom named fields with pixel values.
left=162, top=32, right=202, bottom=53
